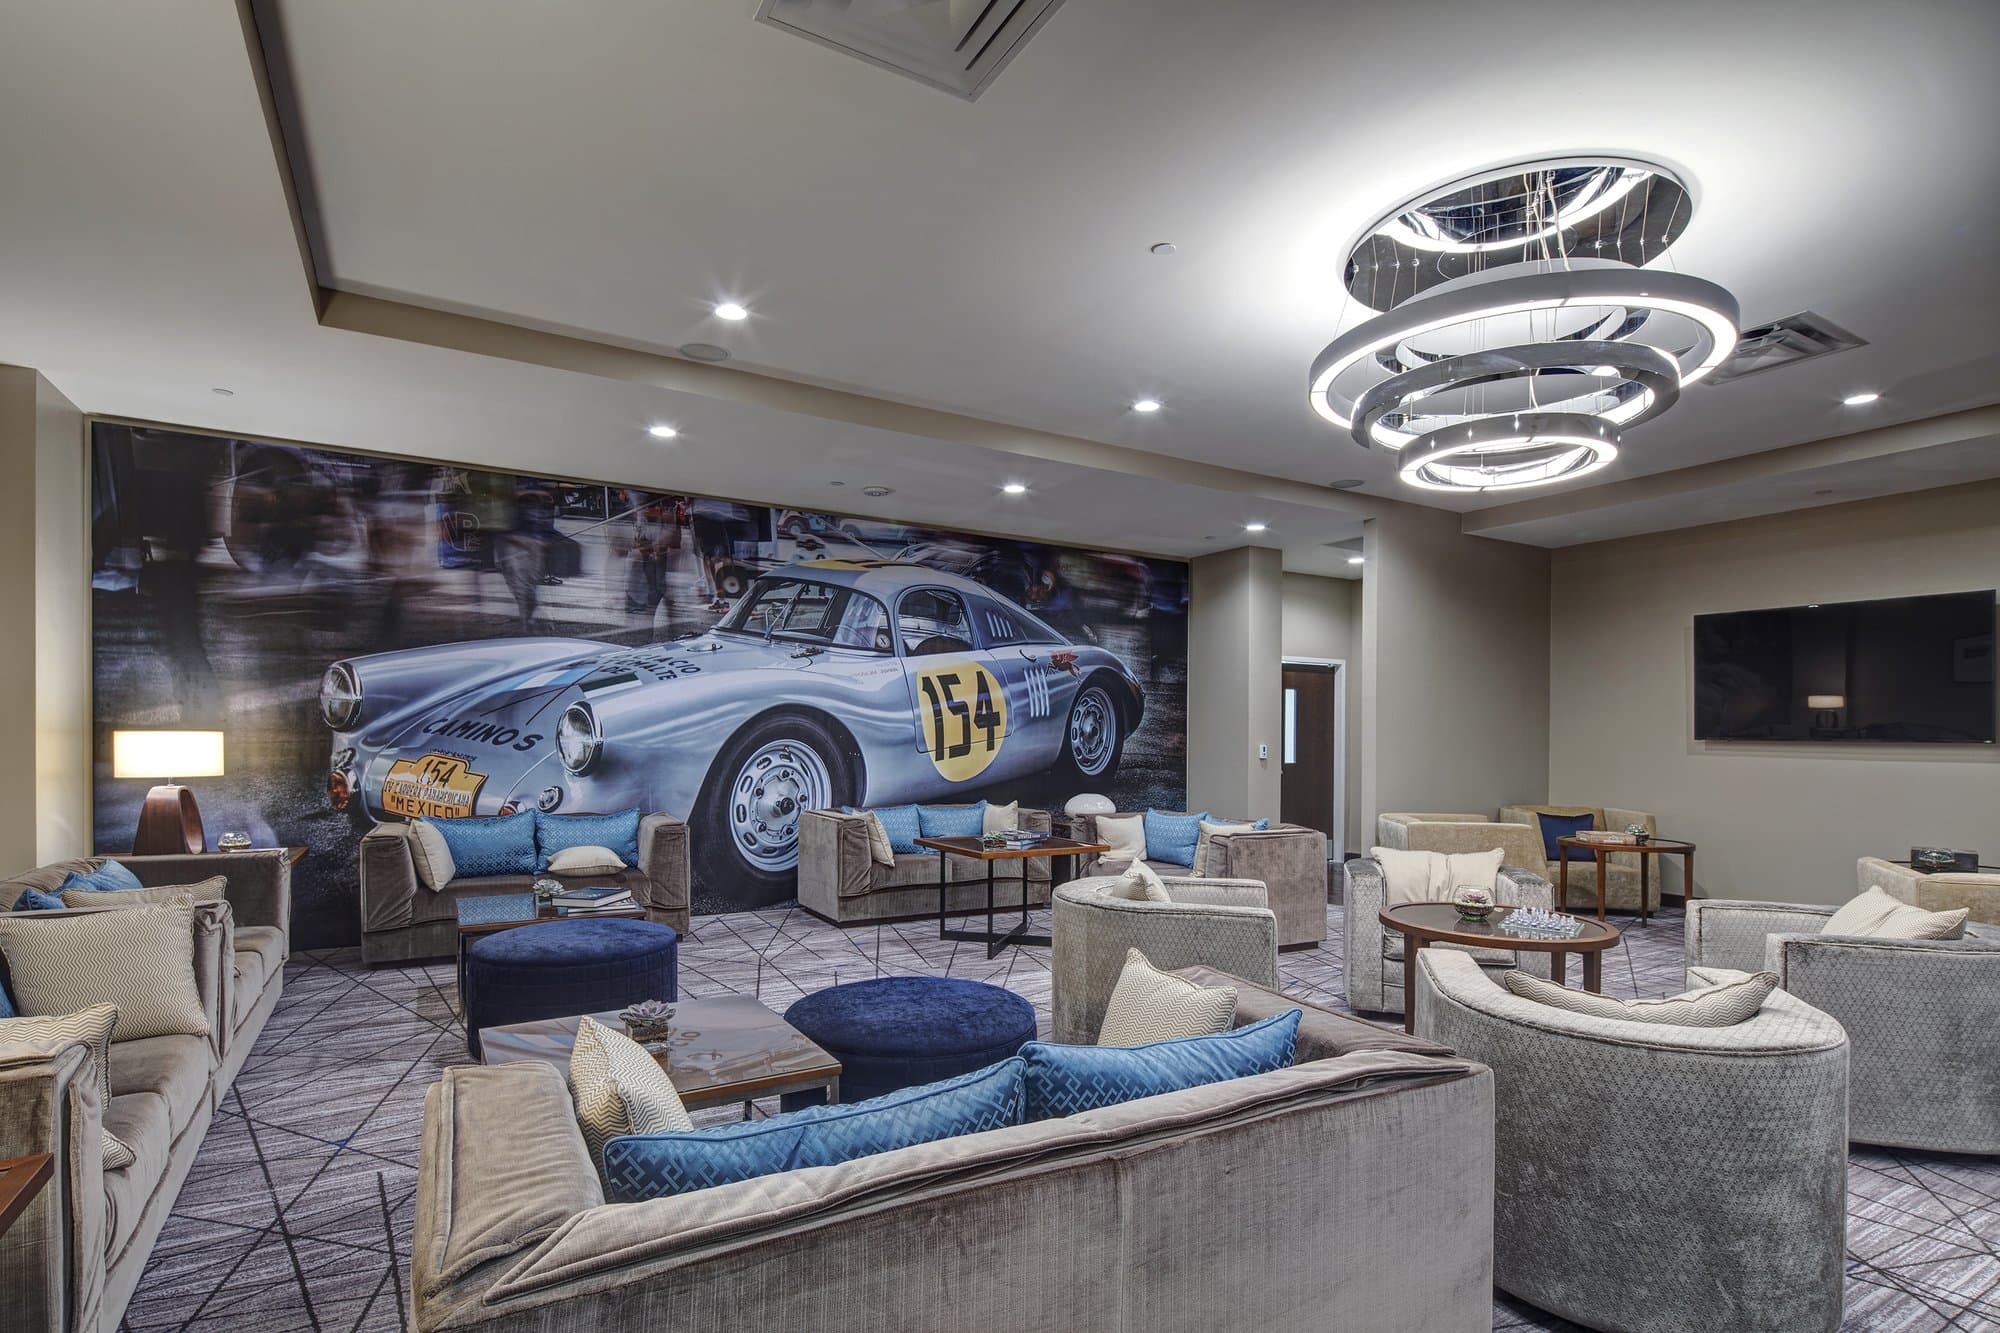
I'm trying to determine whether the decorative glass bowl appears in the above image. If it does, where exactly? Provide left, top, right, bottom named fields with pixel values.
left=1451, top=885, right=1495, bottom=922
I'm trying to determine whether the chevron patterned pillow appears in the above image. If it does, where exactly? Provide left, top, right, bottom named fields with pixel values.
left=568, top=1016, right=694, bottom=1170
left=1503, top=968, right=1778, bottom=1026
left=0, top=899, right=209, bottom=1040
left=1096, top=948, right=1236, bottom=1045
left=0, top=1004, right=134, bottom=1168
left=59, top=875, right=227, bottom=911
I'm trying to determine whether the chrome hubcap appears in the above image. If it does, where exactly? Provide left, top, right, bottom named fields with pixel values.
left=1069, top=687, right=1115, bottom=777
left=729, top=739, right=833, bottom=872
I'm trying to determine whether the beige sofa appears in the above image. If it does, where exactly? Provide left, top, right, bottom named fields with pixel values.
left=1498, top=803, right=1663, bottom=913
left=411, top=973, right=1496, bottom=1333
left=0, top=850, right=292, bottom=1333
left=795, top=806, right=1053, bottom=925
left=1067, top=812, right=1329, bottom=948
left=1377, top=811, right=1548, bottom=869
left=359, top=813, right=689, bottom=965
left=1858, top=855, right=2000, bottom=926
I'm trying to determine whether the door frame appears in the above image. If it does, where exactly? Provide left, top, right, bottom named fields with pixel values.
left=1281, top=656, right=1345, bottom=862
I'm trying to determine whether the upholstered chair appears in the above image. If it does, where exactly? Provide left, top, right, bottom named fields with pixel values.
left=1686, top=897, right=2000, bottom=1154
left=1857, top=855, right=2000, bottom=926
left=1342, top=858, right=1554, bottom=1016
left=1050, top=876, right=1279, bottom=1044
left=1499, top=803, right=1664, bottom=913
left=1376, top=812, right=1548, bottom=871
left=1415, top=948, right=1850, bottom=1333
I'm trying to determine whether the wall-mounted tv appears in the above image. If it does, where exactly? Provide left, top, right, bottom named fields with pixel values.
left=1694, top=591, right=1997, bottom=743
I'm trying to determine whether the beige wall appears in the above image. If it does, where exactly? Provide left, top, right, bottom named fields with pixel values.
left=1280, top=572, right=1360, bottom=851
left=1361, top=506, right=1551, bottom=839
left=1187, top=545, right=1283, bottom=820
left=1550, top=481, right=2000, bottom=905
left=0, top=365, right=89, bottom=870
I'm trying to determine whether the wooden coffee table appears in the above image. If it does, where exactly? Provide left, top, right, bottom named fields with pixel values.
left=478, top=994, right=842, bottom=1114
left=1379, top=902, right=1622, bottom=1034
left=0, top=1154, right=54, bottom=1240
left=1556, top=835, right=1696, bottom=925
left=916, top=835, right=1110, bottom=959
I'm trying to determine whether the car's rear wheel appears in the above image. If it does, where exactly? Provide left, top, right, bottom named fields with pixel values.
left=695, top=712, right=856, bottom=909
left=1061, top=678, right=1125, bottom=781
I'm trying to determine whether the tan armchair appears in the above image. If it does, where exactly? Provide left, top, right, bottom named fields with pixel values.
left=1500, top=804, right=1664, bottom=914
left=1857, top=856, right=2000, bottom=926
left=1376, top=813, right=1547, bottom=870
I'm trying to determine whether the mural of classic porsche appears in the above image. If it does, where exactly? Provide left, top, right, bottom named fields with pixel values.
left=321, top=561, right=1146, bottom=907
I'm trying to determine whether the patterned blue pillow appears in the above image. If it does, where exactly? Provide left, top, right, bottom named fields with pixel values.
left=602, top=1057, right=1025, bottom=1202
left=424, top=811, right=537, bottom=878
left=56, top=860, right=144, bottom=894
left=865, top=804, right=925, bottom=856
left=1535, top=810, right=1597, bottom=863
left=11, top=887, right=66, bottom=912
left=1143, top=809, right=1210, bottom=866
left=1020, top=1008, right=1301, bottom=1122
left=536, top=809, right=642, bottom=872
left=917, top=802, right=986, bottom=840
left=0, top=974, right=13, bottom=1018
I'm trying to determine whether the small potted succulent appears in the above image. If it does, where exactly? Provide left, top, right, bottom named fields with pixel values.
left=619, top=999, right=674, bottom=1043
left=1451, top=885, right=1495, bottom=922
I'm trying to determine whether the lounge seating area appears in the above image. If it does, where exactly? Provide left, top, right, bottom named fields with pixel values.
left=4, top=5, right=1998, bottom=1331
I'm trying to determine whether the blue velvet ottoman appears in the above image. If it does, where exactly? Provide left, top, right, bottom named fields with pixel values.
left=464, top=919, right=678, bottom=1057
left=781, top=976, right=1037, bottom=1109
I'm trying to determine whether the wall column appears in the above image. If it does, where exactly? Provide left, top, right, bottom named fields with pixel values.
left=1187, top=545, right=1284, bottom=819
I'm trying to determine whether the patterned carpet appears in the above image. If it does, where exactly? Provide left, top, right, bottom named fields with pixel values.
left=118, top=895, right=2000, bottom=1332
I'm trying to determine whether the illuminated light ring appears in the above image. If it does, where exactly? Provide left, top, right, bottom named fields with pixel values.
left=1398, top=414, right=1620, bottom=493
left=1382, top=166, right=1655, bottom=255
left=1381, top=302, right=1633, bottom=376
left=1309, top=268, right=1739, bottom=430
left=1351, top=341, right=1680, bottom=451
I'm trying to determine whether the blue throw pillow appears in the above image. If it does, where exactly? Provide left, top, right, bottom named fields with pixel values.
left=0, top=975, right=13, bottom=1019
left=11, top=887, right=66, bottom=912
left=1020, top=1009, right=1301, bottom=1122
left=602, top=1057, right=1025, bottom=1202
left=917, top=802, right=986, bottom=840
left=536, top=809, right=642, bottom=872
left=864, top=804, right=925, bottom=856
left=424, top=810, right=538, bottom=878
left=1143, top=809, right=1210, bottom=866
left=55, top=860, right=144, bottom=894
left=1535, top=811, right=1597, bottom=863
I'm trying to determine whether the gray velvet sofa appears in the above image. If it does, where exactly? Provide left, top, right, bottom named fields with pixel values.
left=1415, top=947, right=1850, bottom=1333
left=1067, top=811, right=1328, bottom=947
left=0, top=850, right=292, bottom=1333
left=359, top=814, right=689, bottom=965
left=1687, top=896, right=2000, bottom=1154
left=1342, top=857, right=1555, bottom=1016
left=412, top=974, right=1496, bottom=1333
left=795, top=806, right=1052, bottom=926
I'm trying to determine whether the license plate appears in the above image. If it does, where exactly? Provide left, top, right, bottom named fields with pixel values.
left=381, top=753, right=487, bottom=819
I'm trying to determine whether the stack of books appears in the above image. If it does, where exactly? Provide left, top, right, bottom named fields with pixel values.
left=553, top=886, right=636, bottom=914
left=996, top=828, right=1050, bottom=849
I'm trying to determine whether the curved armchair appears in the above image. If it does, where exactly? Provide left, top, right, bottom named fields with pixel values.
left=1342, top=859, right=1553, bottom=1016
left=1415, top=949, right=1849, bottom=1333
left=1050, top=876, right=1279, bottom=1044
left=1688, top=897, right=2000, bottom=1153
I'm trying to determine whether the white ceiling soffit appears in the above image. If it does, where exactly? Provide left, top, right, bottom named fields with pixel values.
left=756, top=0, right=1068, bottom=99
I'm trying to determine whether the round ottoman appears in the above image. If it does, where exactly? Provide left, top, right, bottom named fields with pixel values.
left=781, top=976, right=1037, bottom=1109
left=464, top=919, right=678, bottom=1057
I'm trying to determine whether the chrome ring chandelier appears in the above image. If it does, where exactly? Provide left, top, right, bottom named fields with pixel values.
left=1309, top=157, right=1739, bottom=493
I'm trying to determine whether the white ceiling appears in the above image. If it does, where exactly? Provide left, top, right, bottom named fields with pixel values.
left=2, top=0, right=1997, bottom=570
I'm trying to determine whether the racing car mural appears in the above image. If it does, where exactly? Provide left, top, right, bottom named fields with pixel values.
left=323, top=562, right=1146, bottom=906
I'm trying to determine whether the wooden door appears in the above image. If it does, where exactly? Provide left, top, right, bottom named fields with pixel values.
left=1280, top=663, right=1338, bottom=846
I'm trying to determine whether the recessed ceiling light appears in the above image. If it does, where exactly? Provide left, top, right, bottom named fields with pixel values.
left=714, top=301, right=749, bottom=322
left=211, top=387, right=235, bottom=396
left=861, top=485, right=895, bottom=498
left=1244, top=522, right=1268, bottom=533
left=680, top=343, right=731, bottom=362
left=1132, top=398, right=1162, bottom=413
left=1327, top=478, right=1365, bottom=490
left=647, top=424, right=679, bottom=439
left=1149, top=242, right=1177, bottom=256
left=828, top=480, right=846, bottom=487
left=1001, top=482, right=1027, bottom=495
left=1812, top=488, right=1834, bottom=496
left=1347, top=555, right=1365, bottom=565
left=1842, top=391, right=1880, bottom=406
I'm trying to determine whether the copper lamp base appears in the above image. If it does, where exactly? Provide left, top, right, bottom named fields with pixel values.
left=133, top=784, right=206, bottom=856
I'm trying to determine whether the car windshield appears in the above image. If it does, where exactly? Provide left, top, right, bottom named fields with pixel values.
left=720, top=578, right=892, bottom=653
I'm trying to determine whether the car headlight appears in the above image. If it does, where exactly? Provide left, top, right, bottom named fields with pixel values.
left=320, top=663, right=363, bottom=729
left=557, top=701, right=602, bottom=775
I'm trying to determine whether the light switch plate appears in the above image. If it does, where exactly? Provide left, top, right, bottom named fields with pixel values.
left=1257, top=743, right=1270, bottom=760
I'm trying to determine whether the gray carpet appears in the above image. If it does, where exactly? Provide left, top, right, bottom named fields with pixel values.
left=118, top=899, right=2000, bottom=1332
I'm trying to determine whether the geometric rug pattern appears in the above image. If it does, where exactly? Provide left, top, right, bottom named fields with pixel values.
left=119, top=898, right=2000, bottom=1332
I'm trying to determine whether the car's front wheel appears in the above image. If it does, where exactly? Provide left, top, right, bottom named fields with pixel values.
left=1060, top=678, right=1126, bottom=782
left=695, top=712, right=856, bottom=910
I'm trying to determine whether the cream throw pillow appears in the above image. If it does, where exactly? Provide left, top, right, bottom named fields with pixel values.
left=1370, top=846, right=1504, bottom=905
left=857, top=812, right=896, bottom=866
left=60, top=875, right=227, bottom=911
left=568, top=1015, right=695, bottom=1167
left=0, top=899, right=209, bottom=1040
left=408, top=820, right=458, bottom=891
left=1096, top=813, right=1146, bottom=863
left=1108, top=859, right=1171, bottom=902
left=1825, top=885, right=1967, bottom=940
left=982, top=801, right=1019, bottom=836
left=1503, top=968, right=1778, bottom=1026
left=0, top=1004, right=135, bottom=1168
left=548, top=845, right=627, bottom=875
left=1096, top=948, right=1238, bottom=1046
left=1192, top=820, right=1257, bottom=876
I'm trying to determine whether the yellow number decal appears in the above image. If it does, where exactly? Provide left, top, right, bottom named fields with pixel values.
left=914, top=661, right=1008, bottom=782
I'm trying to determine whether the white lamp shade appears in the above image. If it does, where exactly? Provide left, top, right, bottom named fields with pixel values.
left=1063, top=792, right=1116, bottom=817
left=112, top=730, right=225, bottom=780
left=1806, top=695, right=1847, bottom=710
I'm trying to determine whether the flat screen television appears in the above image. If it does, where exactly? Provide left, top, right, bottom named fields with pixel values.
left=1693, top=591, right=1997, bottom=743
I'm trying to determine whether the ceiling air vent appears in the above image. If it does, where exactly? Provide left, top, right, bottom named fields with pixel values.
left=756, top=0, right=1068, bottom=100
left=1708, top=311, right=1867, bottom=384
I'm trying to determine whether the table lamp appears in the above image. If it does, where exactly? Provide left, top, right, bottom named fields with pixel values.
left=112, top=730, right=225, bottom=855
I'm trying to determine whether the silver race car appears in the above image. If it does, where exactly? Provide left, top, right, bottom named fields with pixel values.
left=322, top=561, right=1145, bottom=903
